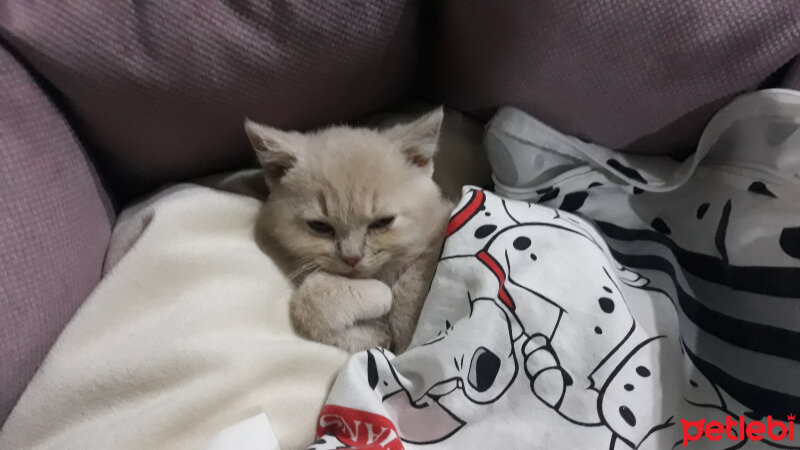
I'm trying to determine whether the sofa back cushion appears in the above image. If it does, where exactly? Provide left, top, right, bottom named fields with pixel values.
left=1, top=1, right=420, bottom=200
left=424, top=0, right=800, bottom=157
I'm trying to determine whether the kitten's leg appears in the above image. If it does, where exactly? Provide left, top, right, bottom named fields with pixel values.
left=390, top=253, right=438, bottom=353
left=290, top=271, right=392, bottom=352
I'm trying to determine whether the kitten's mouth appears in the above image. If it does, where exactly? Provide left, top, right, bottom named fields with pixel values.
left=344, top=267, right=369, bottom=278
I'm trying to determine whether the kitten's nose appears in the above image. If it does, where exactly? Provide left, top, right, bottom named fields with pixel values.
left=342, top=255, right=362, bottom=267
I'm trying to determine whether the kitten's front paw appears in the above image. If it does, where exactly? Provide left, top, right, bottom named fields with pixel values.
left=289, top=272, right=394, bottom=352
left=347, top=278, right=393, bottom=321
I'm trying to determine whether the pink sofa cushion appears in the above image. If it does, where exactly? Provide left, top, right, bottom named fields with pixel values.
left=1, top=1, right=420, bottom=199
left=425, top=0, right=800, bottom=157
left=0, top=47, right=113, bottom=424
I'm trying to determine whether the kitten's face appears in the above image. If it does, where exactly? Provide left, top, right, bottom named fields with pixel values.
left=247, top=109, right=450, bottom=280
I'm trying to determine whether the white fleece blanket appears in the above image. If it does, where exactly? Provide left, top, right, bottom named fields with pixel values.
left=0, top=172, right=348, bottom=450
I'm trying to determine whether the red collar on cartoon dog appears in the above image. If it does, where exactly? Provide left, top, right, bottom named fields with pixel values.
left=477, top=250, right=515, bottom=311
left=446, top=190, right=485, bottom=238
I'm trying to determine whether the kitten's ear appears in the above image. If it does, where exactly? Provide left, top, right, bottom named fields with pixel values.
left=244, top=119, right=303, bottom=186
left=385, top=107, right=444, bottom=173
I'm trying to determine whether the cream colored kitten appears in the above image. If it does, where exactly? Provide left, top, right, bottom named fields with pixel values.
left=246, top=108, right=453, bottom=353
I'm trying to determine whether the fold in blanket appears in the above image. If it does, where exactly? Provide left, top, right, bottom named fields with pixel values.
left=311, top=89, right=800, bottom=449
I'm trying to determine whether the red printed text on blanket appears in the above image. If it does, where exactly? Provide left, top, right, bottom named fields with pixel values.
left=317, top=405, right=404, bottom=450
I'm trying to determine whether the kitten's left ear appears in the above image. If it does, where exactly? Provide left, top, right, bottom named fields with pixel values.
left=385, top=107, right=444, bottom=173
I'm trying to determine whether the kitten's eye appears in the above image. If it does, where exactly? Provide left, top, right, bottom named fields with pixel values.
left=307, top=220, right=335, bottom=235
left=369, top=216, right=395, bottom=230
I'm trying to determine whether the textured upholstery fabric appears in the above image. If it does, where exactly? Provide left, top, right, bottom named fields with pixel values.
left=425, top=0, right=800, bottom=157
left=0, top=1, right=419, bottom=199
left=0, top=47, right=113, bottom=424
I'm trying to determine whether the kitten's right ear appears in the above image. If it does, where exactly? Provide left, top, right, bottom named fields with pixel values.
left=244, top=119, right=303, bottom=186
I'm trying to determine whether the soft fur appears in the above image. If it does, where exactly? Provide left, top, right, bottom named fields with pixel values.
left=246, top=108, right=453, bottom=353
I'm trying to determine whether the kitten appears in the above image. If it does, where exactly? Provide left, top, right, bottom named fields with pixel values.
left=245, top=108, right=453, bottom=353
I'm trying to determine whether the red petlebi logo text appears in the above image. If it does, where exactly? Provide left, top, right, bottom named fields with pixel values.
left=681, top=414, right=795, bottom=446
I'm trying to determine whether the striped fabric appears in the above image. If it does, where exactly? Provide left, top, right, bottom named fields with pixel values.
left=487, top=89, right=800, bottom=420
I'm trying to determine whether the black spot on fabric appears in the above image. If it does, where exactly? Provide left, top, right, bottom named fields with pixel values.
left=636, top=366, right=651, bottom=377
left=603, top=286, right=612, bottom=293
left=530, top=253, right=537, bottom=261
left=594, top=326, right=602, bottom=334
left=624, top=384, right=634, bottom=391
left=539, top=187, right=560, bottom=202
left=607, top=159, right=648, bottom=184
left=367, top=351, right=378, bottom=389
left=651, top=218, right=671, bottom=235
left=633, top=187, right=644, bottom=195
left=748, top=181, right=777, bottom=198
left=588, top=182, right=603, bottom=189
left=562, top=371, right=573, bottom=386
left=598, top=297, right=615, bottom=313
left=690, top=380, right=698, bottom=387
left=474, top=224, right=497, bottom=238
left=485, top=212, right=491, bottom=216
left=513, top=236, right=531, bottom=250
left=469, top=348, right=501, bottom=393
left=559, top=191, right=589, bottom=212
left=697, top=203, right=710, bottom=219
left=479, top=205, right=486, bottom=211
left=619, top=406, right=637, bottom=426
left=715, top=200, right=732, bottom=263
left=445, top=320, right=451, bottom=329
left=779, top=227, right=800, bottom=259
left=383, top=381, right=388, bottom=386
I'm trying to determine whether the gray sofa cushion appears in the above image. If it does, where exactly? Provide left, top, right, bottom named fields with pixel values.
left=425, top=0, right=800, bottom=158
left=0, top=1, right=420, bottom=200
left=0, top=47, right=113, bottom=424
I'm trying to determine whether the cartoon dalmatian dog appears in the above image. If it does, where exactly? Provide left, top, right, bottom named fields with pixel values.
left=415, top=188, right=639, bottom=425
left=356, top=341, right=737, bottom=450
left=313, top=188, right=776, bottom=449
left=358, top=189, right=673, bottom=444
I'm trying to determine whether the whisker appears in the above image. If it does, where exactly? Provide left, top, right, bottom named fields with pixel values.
left=287, top=258, right=323, bottom=282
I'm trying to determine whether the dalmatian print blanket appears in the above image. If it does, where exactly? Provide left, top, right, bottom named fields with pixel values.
left=309, top=89, right=800, bottom=449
